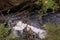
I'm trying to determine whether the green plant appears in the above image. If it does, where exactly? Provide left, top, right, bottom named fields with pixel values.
left=43, top=23, right=60, bottom=40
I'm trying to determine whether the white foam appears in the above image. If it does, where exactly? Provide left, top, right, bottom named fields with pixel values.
left=13, top=21, right=46, bottom=39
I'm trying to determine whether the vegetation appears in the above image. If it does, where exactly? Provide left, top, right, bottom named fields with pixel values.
left=35, top=0, right=59, bottom=17
left=43, top=23, right=60, bottom=40
left=0, top=0, right=60, bottom=40
left=0, top=22, right=22, bottom=40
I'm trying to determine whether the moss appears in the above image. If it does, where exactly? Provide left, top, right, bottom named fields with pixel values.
left=0, top=23, right=12, bottom=40
left=43, top=23, right=60, bottom=40
left=35, top=0, right=59, bottom=16
left=0, top=22, right=24, bottom=40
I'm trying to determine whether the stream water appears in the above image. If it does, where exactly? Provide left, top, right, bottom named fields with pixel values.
left=42, top=13, right=60, bottom=24
left=7, top=12, right=60, bottom=39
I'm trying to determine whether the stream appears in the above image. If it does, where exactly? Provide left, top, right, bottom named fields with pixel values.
left=7, top=11, right=60, bottom=39
left=0, top=4, right=60, bottom=39
left=0, top=1, right=60, bottom=40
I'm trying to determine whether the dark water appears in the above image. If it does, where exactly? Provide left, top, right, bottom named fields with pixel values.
left=0, top=6, right=60, bottom=27
left=42, top=13, right=60, bottom=24
left=7, top=12, right=60, bottom=30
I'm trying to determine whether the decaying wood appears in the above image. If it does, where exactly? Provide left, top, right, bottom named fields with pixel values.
left=0, top=0, right=36, bottom=22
